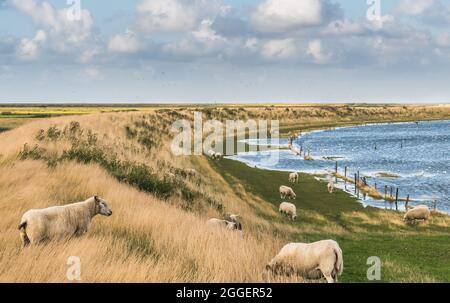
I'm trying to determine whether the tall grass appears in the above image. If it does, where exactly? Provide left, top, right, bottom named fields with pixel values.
left=0, top=112, right=296, bottom=282
left=1, top=106, right=449, bottom=282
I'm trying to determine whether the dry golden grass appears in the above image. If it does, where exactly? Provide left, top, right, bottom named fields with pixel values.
left=1, top=106, right=449, bottom=282
left=0, top=160, right=292, bottom=282
left=0, top=112, right=302, bottom=282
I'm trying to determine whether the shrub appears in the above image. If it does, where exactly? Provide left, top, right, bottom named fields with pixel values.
left=35, top=129, right=45, bottom=141
left=18, top=144, right=45, bottom=160
left=46, top=126, right=61, bottom=141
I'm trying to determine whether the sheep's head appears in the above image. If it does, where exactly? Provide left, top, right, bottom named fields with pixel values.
left=229, top=214, right=240, bottom=222
left=225, top=221, right=238, bottom=230
left=292, top=214, right=297, bottom=220
left=94, top=196, right=113, bottom=216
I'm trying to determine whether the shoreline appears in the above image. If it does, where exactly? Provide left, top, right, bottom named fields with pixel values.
left=227, top=118, right=450, bottom=214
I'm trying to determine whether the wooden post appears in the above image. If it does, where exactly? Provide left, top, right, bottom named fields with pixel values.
left=384, top=185, right=387, bottom=199
left=335, top=162, right=338, bottom=183
left=433, top=200, right=437, bottom=211
left=354, top=174, right=357, bottom=195
left=344, top=167, right=347, bottom=190
left=300, top=146, right=303, bottom=156
left=395, top=188, right=399, bottom=211
left=374, top=182, right=377, bottom=191
left=390, top=187, right=393, bottom=198
left=405, top=195, right=410, bottom=210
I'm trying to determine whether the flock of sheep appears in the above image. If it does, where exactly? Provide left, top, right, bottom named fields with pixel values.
left=16, top=159, right=431, bottom=283
left=205, top=168, right=344, bottom=283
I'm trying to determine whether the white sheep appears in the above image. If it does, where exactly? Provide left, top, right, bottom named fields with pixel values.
left=266, top=240, right=343, bottom=283
left=327, top=180, right=335, bottom=193
left=403, top=205, right=431, bottom=222
left=18, top=196, right=112, bottom=247
left=224, top=214, right=242, bottom=230
left=214, top=152, right=223, bottom=159
left=279, top=186, right=296, bottom=200
left=207, top=150, right=216, bottom=158
left=279, top=202, right=297, bottom=220
left=207, top=218, right=239, bottom=231
left=289, top=172, right=299, bottom=183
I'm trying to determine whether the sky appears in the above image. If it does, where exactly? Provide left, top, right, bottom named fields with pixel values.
left=1, top=0, right=450, bottom=104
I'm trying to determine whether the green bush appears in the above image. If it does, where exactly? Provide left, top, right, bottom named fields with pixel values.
left=18, top=144, right=45, bottom=160
left=46, top=126, right=61, bottom=140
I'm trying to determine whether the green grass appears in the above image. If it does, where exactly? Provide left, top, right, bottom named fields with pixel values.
left=212, top=159, right=450, bottom=282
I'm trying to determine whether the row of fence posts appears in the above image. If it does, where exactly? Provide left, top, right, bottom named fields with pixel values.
left=295, top=145, right=311, bottom=158
left=334, top=161, right=416, bottom=211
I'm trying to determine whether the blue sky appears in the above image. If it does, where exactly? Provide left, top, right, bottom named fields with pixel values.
left=1, top=0, right=450, bottom=103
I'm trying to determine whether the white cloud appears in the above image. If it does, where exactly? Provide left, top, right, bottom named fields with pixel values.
left=251, top=0, right=323, bottom=33
left=136, top=0, right=226, bottom=33
left=163, top=19, right=228, bottom=56
left=108, top=30, right=140, bottom=54
left=324, top=19, right=364, bottom=36
left=137, top=0, right=197, bottom=32
left=307, top=39, right=332, bottom=64
left=16, top=30, right=47, bottom=60
left=262, top=39, right=297, bottom=60
left=191, top=19, right=226, bottom=46
left=398, top=0, right=434, bottom=16
left=78, top=48, right=100, bottom=64
left=368, top=14, right=395, bottom=30
left=12, top=0, right=93, bottom=48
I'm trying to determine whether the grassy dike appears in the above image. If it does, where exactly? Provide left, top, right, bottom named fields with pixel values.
left=210, top=154, right=450, bottom=282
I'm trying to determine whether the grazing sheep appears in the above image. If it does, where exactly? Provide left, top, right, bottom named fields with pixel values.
left=289, top=172, right=299, bottom=183
left=18, top=196, right=112, bottom=247
left=279, top=186, right=296, bottom=200
left=279, top=202, right=297, bottom=220
left=207, top=150, right=216, bottom=158
left=214, top=152, right=223, bottom=159
left=403, top=205, right=431, bottom=222
left=224, top=214, right=242, bottom=230
left=327, top=181, right=335, bottom=193
left=207, top=218, right=239, bottom=231
left=266, top=240, right=343, bottom=283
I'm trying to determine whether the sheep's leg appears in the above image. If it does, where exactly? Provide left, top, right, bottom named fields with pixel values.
left=320, top=261, right=337, bottom=283
left=20, top=231, right=30, bottom=247
left=323, top=274, right=335, bottom=283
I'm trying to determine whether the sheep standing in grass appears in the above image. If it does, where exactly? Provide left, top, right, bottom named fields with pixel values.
left=403, top=205, right=431, bottom=222
left=280, top=186, right=296, bottom=200
left=18, top=196, right=112, bottom=247
left=327, top=180, right=335, bottom=193
left=279, top=202, right=297, bottom=220
left=266, top=240, right=343, bottom=283
left=207, top=218, right=239, bottom=231
left=224, top=214, right=242, bottom=231
left=207, top=150, right=215, bottom=158
left=289, top=172, right=299, bottom=183
left=214, top=152, right=223, bottom=160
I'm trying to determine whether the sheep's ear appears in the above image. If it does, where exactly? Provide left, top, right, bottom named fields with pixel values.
left=94, top=196, right=100, bottom=203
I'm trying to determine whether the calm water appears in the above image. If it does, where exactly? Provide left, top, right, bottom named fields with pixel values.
left=228, top=120, right=450, bottom=212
